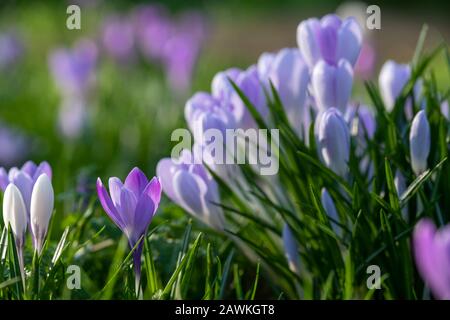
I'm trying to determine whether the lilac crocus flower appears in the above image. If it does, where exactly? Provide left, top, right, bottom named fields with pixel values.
left=321, top=188, right=341, bottom=236
left=0, top=31, right=23, bottom=69
left=96, top=168, right=162, bottom=290
left=256, top=52, right=276, bottom=88
left=311, top=59, right=353, bottom=113
left=211, top=67, right=242, bottom=109
left=49, top=39, right=98, bottom=97
left=230, top=65, right=268, bottom=130
left=409, top=110, right=430, bottom=176
left=345, top=104, right=376, bottom=155
left=0, top=161, right=52, bottom=220
left=156, top=150, right=224, bottom=230
left=185, top=92, right=236, bottom=144
left=378, top=60, right=422, bottom=113
left=102, top=15, right=135, bottom=62
left=413, top=219, right=450, bottom=299
left=282, top=224, right=300, bottom=274
left=134, top=5, right=173, bottom=61
left=267, top=48, right=310, bottom=138
left=297, top=14, right=362, bottom=68
left=0, top=124, right=28, bottom=166
left=315, top=108, right=350, bottom=177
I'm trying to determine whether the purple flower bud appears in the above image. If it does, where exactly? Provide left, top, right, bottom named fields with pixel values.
left=102, top=15, right=135, bottom=62
left=211, top=68, right=242, bottom=108
left=282, top=223, right=300, bottom=274
left=378, top=60, right=421, bottom=113
left=157, top=150, right=224, bottom=230
left=230, top=65, right=268, bottom=130
left=97, top=167, right=162, bottom=282
left=311, top=59, right=353, bottom=113
left=185, top=92, right=236, bottom=144
left=0, top=31, right=23, bottom=69
left=268, top=48, right=310, bottom=138
left=49, top=39, right=98, bottom=98
left=315, top=108, right=350, bottom=177
left=413, top=219, right=450, bottom=299
left=297, top=14, right=362, bottom=68
left=321, top=188, right=340, bottom=235
left=0, top=161, right=52, bottom=222
left=409, top=110, right=430, bottom=175
left=345, top=104, right=376, bottom=156
left=394, top=170, right=408, bottom=220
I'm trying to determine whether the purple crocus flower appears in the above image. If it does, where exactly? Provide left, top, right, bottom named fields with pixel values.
left=49, top=39, right=98, bottom=97
left=321, top=188, right=341, bottom=236
left=282, top=223, right=300, bottom=274
left=378, top=60, right=422, bottom=113
left=0, top=161, right=52, bottom=220
left=267, top=48, right=310, bottom=138
left=0, top=31, right=23, bottom=69
left=409, top=110, right=430, bottom=176
left=0, top=123, right=28, bottom=166
left=413, top=218, right=450, bottom=299
left=185, top=92, right=236, bottom=144
left=311, top=59, right=353, bottom=113
left=256, top=52, right=276, bottom=88
left=211, top=67, right=242, bottom=109
left=102, top=15, right=135, bottom=63
left=134, top=4, right=173, bottom=61
left=156, top=150, right=224, bottom=230
left=297, top=14, right=362, bottom=68
left=315, top=108, right=350, bottom=177
left=96, top=168, right=161, bottom=290
left=230, top=65, right=268, bottom=130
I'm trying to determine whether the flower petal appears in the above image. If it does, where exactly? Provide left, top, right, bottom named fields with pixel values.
left=96, top=178, right=125, bottom=230
left=124, top=167, right=148, bottom=197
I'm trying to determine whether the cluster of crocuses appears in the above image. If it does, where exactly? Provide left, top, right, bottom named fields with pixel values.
left=152, top=13, right=449, bottom=298
left=0, top=161, right=54, bottom=285
left=101, top=4, right=206, bottom=94
left=48, top=5, right=206, bottom=140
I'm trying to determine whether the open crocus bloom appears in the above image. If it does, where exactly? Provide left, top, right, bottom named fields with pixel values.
left=413, top=219, right=450, bottom=299
left=96, top=167, right=162, bottom=279
left=156, top=149, right=224, bottom=230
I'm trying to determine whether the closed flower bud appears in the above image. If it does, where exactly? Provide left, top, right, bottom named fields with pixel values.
left=3, top=183, right=27, bottom=246
left=282, top=223, right=300, bottom=274
left=316, top=108, right=350, bottom=177
left=30, top=174, right=54, bottom=254
left=311, top=59, right=353, bottom=113
left=409, top=110, right=430, bottom=176
left=321, top=188, right=341, bottom=236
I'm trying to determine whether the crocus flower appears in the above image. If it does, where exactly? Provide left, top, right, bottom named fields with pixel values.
left=156, top=150, right=224, bottom=230
left=0, top=123, right=28, bottom=166
left=49, top=39, right=98, bottom=98
left=297, top=14, right=362, bottom=68
left=0, top=31, right=23, bottom=69
left=230, top=65, right=268, bottom=130
left=267, top=48, right=310, bottom=138
left=102, top=15, right=135, bottom=63
left=282, top=223, right=300, bottom=274
left=409, top=110, right=430, bottom=176
left=378, top=60, right=422, bottom=113
left=211, top=67, right=242, bottom=109
left=315, top=108, right=350, bottom=177
left=394, top=170, right=408, bottom=220
left=96, top=167, right=162, bottom=290
left=30, top=174, right=54, bottom=254
left=134, top=4, right=173, bottom=61
left=2, top=183, right=27, bottom=283
left=256, top=52, right=276, bottom=88
left=321, top=188, right=341, bottom=236
left=311, top=59, right=353, bottom=113
left=345, top=104, right=376, bottom=155
left=413, top=218, right=450, bottom=299
left=0, top=161, right=52, bottom=220
left=185, top=92, right=236, bottom=145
